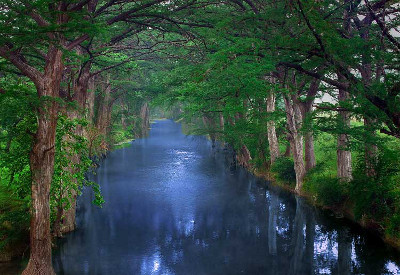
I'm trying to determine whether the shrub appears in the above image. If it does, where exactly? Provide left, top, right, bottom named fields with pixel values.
left=0, top=186, right=29, bottom=251
left=304, top=164, right=348, bottom=207
left=349, top=147, right=400, bottom=236
left=271, top=157, right=296, bottom=184
left=387, top=212, right=400, bottom=239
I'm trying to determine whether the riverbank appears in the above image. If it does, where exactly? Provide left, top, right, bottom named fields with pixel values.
left=113, top=139, right=134, bottom=149
left=180, top=118, right=400, bottom=251
left=253, top=166, right=400, bottom=251
left=2, top=120, right=400, bottom=274
left=0, top=137, right=135, bottom=265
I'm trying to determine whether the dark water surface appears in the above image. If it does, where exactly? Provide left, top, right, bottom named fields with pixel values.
left=5, top=119, right=399, bottom=275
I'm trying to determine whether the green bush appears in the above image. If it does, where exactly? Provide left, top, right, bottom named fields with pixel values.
left=111, top=125, right=134, bottom=145
left=387, top=212, right=400, bottom=238
left=350, top=147, right=400, bottom=236
left=0, top=186, right=29, bottom=250
left=112, top=130, right=127, bottom=144
left=304, top=168, right=347, bottom=207
left=271, top=157, right=296, bottom=184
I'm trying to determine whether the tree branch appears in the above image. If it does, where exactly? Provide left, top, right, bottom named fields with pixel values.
left=68, top=0, right=91, bottom=12
left=365, top=0, right=400, bottom=52
left=65, top=34, right=90, bottom=50
left=278, top=62, right=348, bottom=90
left=107, top=0, right=166, bottom=25
left=0, top=46, right=42, bottom=84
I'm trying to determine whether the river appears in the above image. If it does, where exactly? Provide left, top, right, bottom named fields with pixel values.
left=3, top=119, right=400, bottom=274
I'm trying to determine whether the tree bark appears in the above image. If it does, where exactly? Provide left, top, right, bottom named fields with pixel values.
left=140, top=101, right=150, bottom=137
left=364, top=117, right=378, bottom=177
left=266, top=91, right=280, bottom=164
left=337, top=79, right=353, bottom=182
left=283, top=137, right=291, bottom=157
left=301, top=79, right=319, bottom=171
left=236, top=144, right=252, bottom=168
left=26, top=106, right=58, bottom=275
left=22, top=46, right=64, bottom=275
left=63, top=62, right=92, bottom=233
left=358, top=21, right=379, bottom=178
left=86, top=77, right=96, bottom=126
left=94, top=79, right=112, bottom=156
left=218, top=112, right=225, bottom=143
left=202, top=114, right=217, bottom=147
left=121, top=99, right=127, bottom=130
left=95, top=77, right=112, bottom=139
left=54, top=61, right=92, bottom=236
left=284, top=94, right=306, bottom=193
left=304, top=132, right=316, bottom=171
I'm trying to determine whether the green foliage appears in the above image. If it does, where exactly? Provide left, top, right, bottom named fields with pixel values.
left=110, top=122, right=135, bottom=146
left=271, top=157, right=296, bottom=184
left=111, top=129, right=132, bottom=145
left=313, top=132, right=338, bottom=177
left=138, top=0, right=400, bottom=244
left=0, top=107, right=105, bottom=251
left=350, top=147, right=400, bottom=236
left=51, top=115, right=104, bottom=226
left=0, top=77, right=35, bottom=250
left=387, top=213, right=400, bottom=239
left=304, top=164, right=347, bottom=207
left=85, top=180, right=105, bottom=207
left=0, top=185, right=29, bottom=250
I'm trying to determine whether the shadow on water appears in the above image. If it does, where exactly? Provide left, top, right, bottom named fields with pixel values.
left=3, top=119, right=399, bottom=274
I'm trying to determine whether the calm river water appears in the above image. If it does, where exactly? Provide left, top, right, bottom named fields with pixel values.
left=3, top=119, right=400, bottom=274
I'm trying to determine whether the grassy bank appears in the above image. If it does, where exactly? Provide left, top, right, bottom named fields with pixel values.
left=113, top=139, right=134, bottom=150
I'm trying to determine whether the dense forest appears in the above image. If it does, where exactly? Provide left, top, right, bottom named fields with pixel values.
left=0, top=0, right=400, bottom=274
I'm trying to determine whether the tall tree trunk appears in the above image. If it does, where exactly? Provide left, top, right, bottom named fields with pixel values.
left=337, top=78, right=352, bottom=182
left=22, top=46, right=63, bottom=275
left=283, top=137, right=291, bottom=157
left=121, top=99, right=127, bottom=130
left=301, top=79, right=319, bottom=171
left=54, top=61, right=92, bottom=236
left=232, top=109, right=252, bottom=168
left=237, top=144, right=252, bottom=168
left=284, top=95, right=306, bottom=193
left=95, top=78, right=112, bottom=139
left=86, top=76, right=96, bottom=127
left=266, top=91, right=280, bottom=164
left=304, top=132, right=316, bottom=171
left=62, top=62, right=91, bottom=234
left=202, top=114, right=217, bottom=147
left=83, top=75, right=96, bottom=157
left=258, top=137, right=268, bottom=168
left=140, top=101, right=150, bottom=137
left=335, top=2, right=353, bottom=182
left=26, top=103, right=58, bottom=275
left=357, top=8, right=379, bottom=178
left=364, top=117, right=378, bottom=177
left=218, top=112, right=225, bottom=143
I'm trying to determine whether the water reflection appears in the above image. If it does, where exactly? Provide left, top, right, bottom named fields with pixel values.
left=51, top=120, right=400, bottom=275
